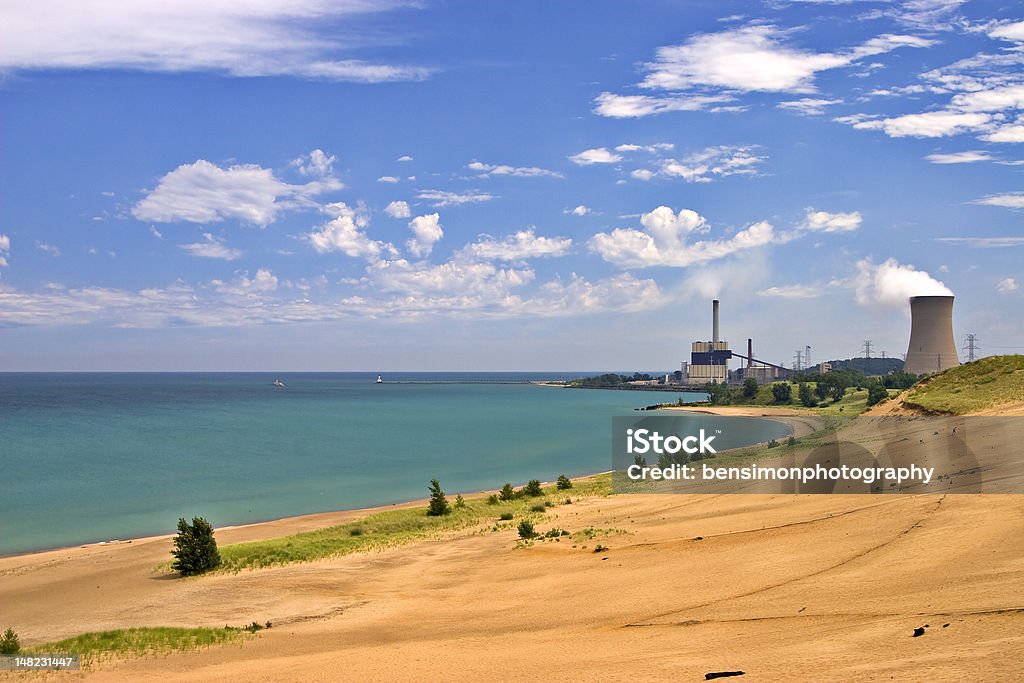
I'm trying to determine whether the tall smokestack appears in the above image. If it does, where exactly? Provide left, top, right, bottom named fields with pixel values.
left=712, top=299, right=720, bottom=344
left=747, top=338, right=753, bottom=368
left=904, top=296, right=959, bottom=375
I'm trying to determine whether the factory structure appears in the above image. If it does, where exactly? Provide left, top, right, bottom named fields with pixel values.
left=676, top=294, right=961, bottom=386
left=681, top=299, right=794, bottom=386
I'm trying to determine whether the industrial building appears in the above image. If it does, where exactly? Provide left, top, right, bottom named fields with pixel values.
left=682, top=300, right=792, bottom=386
left=904, top=295, right=960, bottom=375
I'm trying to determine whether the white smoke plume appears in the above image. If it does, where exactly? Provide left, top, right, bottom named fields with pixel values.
left=855, top=258, right=953, bottom=308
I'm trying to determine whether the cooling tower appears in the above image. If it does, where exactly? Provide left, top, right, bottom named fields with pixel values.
left=904, top=296, right=960, bottom=375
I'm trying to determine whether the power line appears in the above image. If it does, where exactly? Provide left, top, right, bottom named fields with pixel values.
left=862, top=340, right=873, bottom=359
left=963, top=334, right=979, bottom=362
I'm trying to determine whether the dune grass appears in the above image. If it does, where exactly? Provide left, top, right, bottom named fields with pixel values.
left=901, top=355, right=1024, bottom=415
left=214, top=475, right=611, bottom=572
left=25, top=627, right=246, bottom=661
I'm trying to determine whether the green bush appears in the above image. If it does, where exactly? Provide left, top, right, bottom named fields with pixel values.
left=556, top=474, right=572, bottom=490
left=521, top=479, right=543, bottom=497
left=530, top=504, right=546, bottom=513
left=426, top=479, right=451, bottom=516
left=454, top=494, right=466, bottom=509
left=867, top=383, right=888, bottom=406
left=349, top=527, right=364, bottom=536
left=0, top=627, right=20, bottom=655
left=499, top=512, right=513, bottom=521
left=544, top=500, right=554, bottom=507
left=498, top=483, right=516, bottom=501
left=171, top=517, right=221, bottom=576
left=787, top=435, right=797, bottom=446
left=771, top=383, right=792, bottom=404
left=518, top=520, right=537, bottom=539
left=486, top=494, right=499, bottom=505
left=768, top=439, right=780, bottom=449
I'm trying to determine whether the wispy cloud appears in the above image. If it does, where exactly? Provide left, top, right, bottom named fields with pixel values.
left=415, top=190, right=496, bottom=208
left=466, top=161, right=563, bottom=178
left=179, top=233, right=243, bottom=261
left=568, top=147, right=622, bottom=165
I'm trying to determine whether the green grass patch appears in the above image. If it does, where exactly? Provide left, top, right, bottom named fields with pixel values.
left=25, top=627, right=246, bottom=663
left=901, top=355, right=1024, bottom=415
left=213, top=475, right=612, bottom=572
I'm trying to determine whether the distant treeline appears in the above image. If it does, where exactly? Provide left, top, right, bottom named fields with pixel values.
left=567, top=373, right=656, bottom=388
left=826, top=357, right=904, bottom=375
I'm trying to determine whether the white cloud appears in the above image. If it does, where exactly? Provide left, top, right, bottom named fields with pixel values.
left=636, top=25, right=932, bottom=94
left=214, top=268, right=279, bottom=295
left=852, top=111, right=991, bottom=138
left=384, top=200, right=411, bottom=218
left=466, top=161, right=563, bottom=178
left=972, top=192, right=1024, bottom=209
left=988, top=20, right=1024, bottom=43
left=800, top=208, right=862, bottom=233
left=590, top=206, right=776, bottom=268
left=568, top=147, right=622, bottom=165
left=997, top=277, right=1019, bottom=293
left=406, top=213, right=443, bottom=258
left=149, top=226, right=163, bottom=239
left=658, top=145, right=765, bottom=183
left=415, top=190, right=495, bottom=208
left=366, top=258, right=534, bottom=298
left=460, top=228, right=572, bottom=261
left=291, top=149, right=336, bottom=176
left=305, top=202, right=394, bottom=260
left=614, top=143, right=674, bottom=153
left=133, top=159, right=342, bottom=226
left=539, top=273, right=667, bottom=314
left=757, top=284, right=822, bottom=299
left=983, top=122, right=1024, bottom=143
left=925, top=150, right=994, bottom=164
left=36, top=242, right=60, bottom=256
left=631, top=169, right=656, bottom=181
left=935, top=236, right=1024, bottom=248
left=593, top=92, right=732, bottom=118
left=566, top=205, right=591, bottom=216
left=179, top=233, right=243, bottom=260
left=0, top=0, right=431, bottom=83
left=777, top=98, right=843, bottom=116
left=0, top=233, right=9, bottom=267
left=855, top=258, right=953, bottom=308
left=377, top=176, right=400, bottom=184
left=396, top=155, right=414, bottom=162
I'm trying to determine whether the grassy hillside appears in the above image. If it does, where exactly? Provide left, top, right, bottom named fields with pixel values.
left=901, top=355, right=1024, bottom=415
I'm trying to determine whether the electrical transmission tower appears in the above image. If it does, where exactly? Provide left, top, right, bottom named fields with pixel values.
left=863, top=340, right=873, bottom=359
left=963, top=334, right=979, bottom=362
left=794, top=350, right=803, bottom=371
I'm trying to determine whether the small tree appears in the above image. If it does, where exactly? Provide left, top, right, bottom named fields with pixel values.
left=742, top=377, right=759, bottom=399
left=454, top=494, right=466, bottom=509
left=798, top=382, right=817, bottom=407
left=517, top=520, right=536, bottom=539
left=0, top=628, right=20, bottom=655
left=427, top=479, right=451, bottom=516
left=771, top=382, right=792, bottom=404
left=556, top=475, right=572, bottom=490
left=498, top=483, right=516, bottom=501
left=521, top=479, right=543, bottom=497
left=171, top=517, right=221, bottom=576
left=867, top=383, right=888, bottom=406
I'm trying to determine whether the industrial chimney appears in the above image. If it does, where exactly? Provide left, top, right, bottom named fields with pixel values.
left=712, top=299, right=720, bottom=345
left=904, top=296, right=960, bottom=375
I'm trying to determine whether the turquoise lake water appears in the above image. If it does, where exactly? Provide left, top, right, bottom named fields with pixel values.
left=0, top=373, right=789, bottom=555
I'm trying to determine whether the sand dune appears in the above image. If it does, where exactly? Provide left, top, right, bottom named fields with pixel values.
left=3, top=484, right=1022, bottom=681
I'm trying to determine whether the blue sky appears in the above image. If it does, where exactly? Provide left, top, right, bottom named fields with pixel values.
left=0, top=0, right=1022, bottom=371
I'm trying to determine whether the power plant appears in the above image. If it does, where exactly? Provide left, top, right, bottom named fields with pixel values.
left=682, top=300, right=791, bottom=385
left=904, top=295, right=960, bottom=375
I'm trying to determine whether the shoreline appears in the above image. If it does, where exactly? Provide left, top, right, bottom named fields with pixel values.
left=0, top=408, right=815, bottom=563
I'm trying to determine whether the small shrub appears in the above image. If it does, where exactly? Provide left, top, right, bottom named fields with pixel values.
left=530, top=504, right=546, bottom=513
left=498, top=483, right=516, bottom=502
left=349, top=527, right=364, bottom=536
left=0, top=627, right=20, bottom=655
left=499, top=512, right=514, bottom=521
left=563, top=498, right=572, bottom=505
left=426, top=479, right=451, bottom=517
left=454, top=494, right=466, bottom=509
left=556, top=474, right=573, bottom=490
left=521, top=479, right=543, bottom=497
left=544, top=528, right=570, bottom=538
left=544, top=500, right=554, bottom=507
left=787, top=435, right=797, bottom=446
left=171, top=516, right=221, bottom=576
left=593, top=544, right=608, bottom=553
left=486, top=494, right=499, bottom=505
left=518, top=520, right=537, bottom=539
left=767, top=439, right=780, bottom=449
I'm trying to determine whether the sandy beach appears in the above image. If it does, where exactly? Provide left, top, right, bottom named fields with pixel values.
left=2, top=407, right=1022, bottom=682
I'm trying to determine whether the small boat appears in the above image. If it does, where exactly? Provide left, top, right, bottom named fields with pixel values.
left=272, top=379, right=286, bottom=388
left=375, top=375, right=383, bottom=384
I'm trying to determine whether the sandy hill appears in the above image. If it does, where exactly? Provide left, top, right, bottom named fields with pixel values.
left=869, top=355, right=1024, bottom=416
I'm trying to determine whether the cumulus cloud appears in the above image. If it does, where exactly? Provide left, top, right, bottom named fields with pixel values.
left=657, top=145, right=765, bottom=183
left=589, top=206, right=776, bottom=268
left=569, top=147, right=622, bottom=165
left=855, top=258, right=953, bottom=308
left=565, top=205, right=591, bottom=216
left=415, top=190, right=495, bottom=208
left=925, top=150, right=994, bottom=164
left=634, top=25, right=931, bottom=95
left=852, top=111, right=991, bottom=138
left=377, top=176, right=400, bottom=184
left=291, top=149, right=336, bottom=176
left=305, top=202, right=394, bottom=260
left=133, top=159, right=342, bottom=226
left=406, top=213, right=443, bottom=257
left=989, top=20, right=1024, bottom=43
left=972, top=192, right=1024, bottom=209
left=800, top=208, right=862, bottom=233
left=384, top=200, right=411, bottom=218
left=593, top=92, right=732, bottom=118
left=179, top=233, right=243, bottom=260
left=214, top=268, right=279, bottom=295
left=466, top=161, right=563, bottom=178
left=460, top=228, right=572, bottom=261
left=997, top=277, right=1019, bottom=293
left=0, top=0, right=432, bottom=83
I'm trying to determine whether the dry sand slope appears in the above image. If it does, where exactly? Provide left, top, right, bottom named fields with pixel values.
left=3, top=490, right=1023, bottom=682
